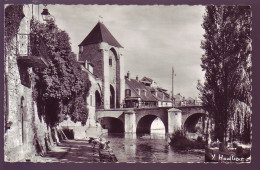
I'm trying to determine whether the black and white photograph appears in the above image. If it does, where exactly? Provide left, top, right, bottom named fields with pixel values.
left=3, top=3, right=252, bottom=163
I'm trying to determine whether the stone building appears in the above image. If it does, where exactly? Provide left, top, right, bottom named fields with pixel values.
left=77, top=21, right=174, bottom=123
left=4, top=5, right=54, bottom=162
left=78, top=21, right=125, bottom=109
left=77, top=22, right=125, bottom=135
left=124, top=73, right=172, bottom=108
left=124, top=74, right=158, bottom=108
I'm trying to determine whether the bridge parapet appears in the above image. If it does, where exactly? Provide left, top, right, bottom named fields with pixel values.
left=95, top=106, right=206, bottom=134
left=133, top=107, right=172, bottom=112
left=96, top=109, right=129, bottom=120
left=174, top=100, right=202, bottom=107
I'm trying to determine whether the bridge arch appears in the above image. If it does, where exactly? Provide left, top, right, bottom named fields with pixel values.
left=183, top=113, right=206, bottom=133
left=136, top=115, right=166, bottom=134
left=99, top=117, right=124, bottom=133
left=135, top=108, right=168, bottom=134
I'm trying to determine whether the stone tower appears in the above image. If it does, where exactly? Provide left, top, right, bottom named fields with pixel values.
left=78, top=22, right=125, bottom=109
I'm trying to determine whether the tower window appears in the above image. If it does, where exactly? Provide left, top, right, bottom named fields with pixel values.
left=109, top=58, right=112, bottom=66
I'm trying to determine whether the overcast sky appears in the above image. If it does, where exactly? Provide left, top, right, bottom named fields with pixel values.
left=44, top=5, right=205, bottom=98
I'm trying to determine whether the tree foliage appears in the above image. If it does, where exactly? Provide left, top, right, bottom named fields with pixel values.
left=198, top=5, right=252, bottom=143
left=4, top=5, right=25, bottom=46
left=30, top=19, right=91, bottom=126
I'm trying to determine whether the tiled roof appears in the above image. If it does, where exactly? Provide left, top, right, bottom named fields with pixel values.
left=186, top=97, right=195, bottom=101
left=157, top=87, right=167, bottom=92
left=125, top=78, right=157, bottom=102
left=79, top=22, right=123, bottom=48
left=141, top=77, right=153, bottom=83
left=146, top=86, right=171, bottom=102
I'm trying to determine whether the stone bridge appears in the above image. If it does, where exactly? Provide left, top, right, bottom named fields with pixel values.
left=96, top=106, right=206, bottom=134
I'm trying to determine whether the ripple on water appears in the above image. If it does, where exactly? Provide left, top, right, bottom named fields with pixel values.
left=102, top=132, right=205, bottom=163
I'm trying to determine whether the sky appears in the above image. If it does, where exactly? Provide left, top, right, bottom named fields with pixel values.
left=40, top=5, right=206, bottom=98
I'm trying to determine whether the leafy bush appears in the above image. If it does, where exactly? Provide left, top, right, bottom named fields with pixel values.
left=169, top=130, right=205, bottom=150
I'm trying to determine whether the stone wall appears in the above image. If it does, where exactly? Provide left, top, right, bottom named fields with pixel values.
left=85, top=70, right=100, bottom=127
left=79, top=44, right=104, bottom=80
left=82, top=67, right=106, bottom=137
left=4, top=49, right=53, bottom=162
left=4, top=5, right=54, bottom=162
left=58, top=118, right=88, bottom=139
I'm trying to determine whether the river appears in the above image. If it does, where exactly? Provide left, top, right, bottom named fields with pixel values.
left=102, top=130, right=205, bottom=163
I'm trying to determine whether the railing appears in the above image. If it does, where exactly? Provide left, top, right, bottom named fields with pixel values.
left=16, top=33, right=48, bottom=58
left=16, top=33, right=30, bottom=56
left=123, top=101, right=158, bottom=109
left=15, top=33, right=49, bottom=88
left=174, top=100, right=202, bottom=107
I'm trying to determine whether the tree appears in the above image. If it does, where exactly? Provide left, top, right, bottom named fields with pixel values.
left=198, top=5, right=252, bottom=144
left=30, top=19, right=91, bottom=127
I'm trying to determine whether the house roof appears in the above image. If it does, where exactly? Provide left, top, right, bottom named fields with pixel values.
left=79, top=22, right=123, bottom=48
left=173, top=93, right=183, bottom=101
left=157, top=87, right=167, bottom=92
left=141, top=77, right=154, bottom=83
left=186, top=97, right=195, bottom=101
left=146, top=87, right=171, bottom=102
left=125, top=78, right=157, bottom=102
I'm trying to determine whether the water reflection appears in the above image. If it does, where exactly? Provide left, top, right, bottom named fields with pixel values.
left=103, top=131, right=204, bottom=163
left=125, top=132, right=136, bottom=139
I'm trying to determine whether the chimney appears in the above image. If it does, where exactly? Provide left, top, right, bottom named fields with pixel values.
left=136, top=75, right=139, bottom=81
left=127, top=71, right=130, bottom=79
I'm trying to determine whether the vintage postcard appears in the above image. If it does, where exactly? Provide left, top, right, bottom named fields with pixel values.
left=3, top=3, right=252, bottom=163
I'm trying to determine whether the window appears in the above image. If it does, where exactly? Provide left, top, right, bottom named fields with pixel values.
left=143, top=90, right=146, bottom=96
left=79, top=46, right=83, bottom=53
left=125, top=89, right=131, bottom=97
left=109, top=58, right=112, bottom=66
left=136, top=89, right=140, bottom=95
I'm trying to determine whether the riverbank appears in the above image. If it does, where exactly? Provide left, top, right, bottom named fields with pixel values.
left=22, top=139, right=117, bottom=163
